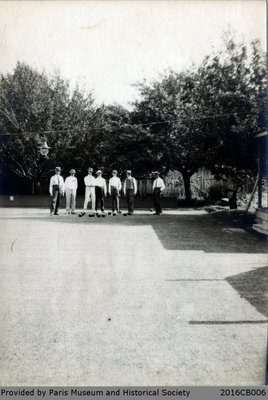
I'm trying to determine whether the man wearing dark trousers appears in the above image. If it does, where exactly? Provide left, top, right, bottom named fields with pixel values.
left=95, top=170, right=107, bottom=213
left=49, top=167, right=65, bottom=215
left=108, top=170, right=122, bottom=215
left=123, top=170, right=137, bottom=215
left=152, top=171, right=165, bottom=215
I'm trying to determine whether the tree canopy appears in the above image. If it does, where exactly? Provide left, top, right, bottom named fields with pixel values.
left=0, top=34, right=266, bottom=200
left=132, top=36, right=267, bottom=201
left=0, top=63, right=95, bottom=189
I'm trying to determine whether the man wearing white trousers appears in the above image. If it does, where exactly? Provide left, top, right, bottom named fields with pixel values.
left=84, top=167, right=96, bottom=212
left=65, top=169, right=78, bottom=214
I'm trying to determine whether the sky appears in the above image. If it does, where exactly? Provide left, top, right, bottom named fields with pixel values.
left=0, top=1, right=266, bottom=108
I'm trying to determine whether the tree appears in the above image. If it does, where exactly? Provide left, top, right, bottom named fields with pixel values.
left=133, top=70, right=214, bottom=202
left=133, top=35, right=267, bottom=202
left=0, top=63, right=96, bottom=192
left=86, top=103, right=157, bottom=178
left=49, top=81, right=96, bottom=174
left=194, top=36, right=266, bottom=179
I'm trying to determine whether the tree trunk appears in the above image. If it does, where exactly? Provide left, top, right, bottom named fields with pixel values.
left=32, top=180, right=41, bottom=195
left=37, top=181, right=41, bottom=195
left=182, top=172, right=192, bottom=204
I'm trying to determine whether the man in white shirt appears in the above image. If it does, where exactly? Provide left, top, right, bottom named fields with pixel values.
left=123, top=170, right=137, bottom=215
left=84, top=167, right=96, bottom=212
left=49, top=166, right=65, bottom=215
left=108, top=170, right=122, bottom=215
left=95, top=170, right=107, bottom=213
left=65, top=169, right=78, bottom=214
left=152, top=171, right=165, bottom=215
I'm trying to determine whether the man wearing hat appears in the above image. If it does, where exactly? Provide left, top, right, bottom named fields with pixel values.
left=84, top=167, right=96, bottom=212
left=49, top=167, right=65, bottom=215
left=123, top=170, right=137, bottom=215
left=152, top=171, right=165, bottom=215
left=95, top=170, right=107, bottom=213
left=64, top=169, right=78, bottom=214
left=108, top=170, right=122, bottom=215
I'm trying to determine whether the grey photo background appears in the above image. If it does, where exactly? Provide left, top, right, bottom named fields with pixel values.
left=0, top=0, right=267, bottom=386
left=0, top=0, right=266, bottom=203
left=0, top=1, right=265, bottom=106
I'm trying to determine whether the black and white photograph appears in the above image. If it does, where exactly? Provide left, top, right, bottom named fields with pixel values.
left=0, top=0, right=267, bottom=387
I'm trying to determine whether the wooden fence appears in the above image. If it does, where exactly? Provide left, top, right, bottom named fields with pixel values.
left=138, top=168, right=229, bottom=199
left=6, top=168, right=233, bottom=199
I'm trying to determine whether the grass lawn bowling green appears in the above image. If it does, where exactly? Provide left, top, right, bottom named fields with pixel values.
left=0, top=208, right=267, bottom=386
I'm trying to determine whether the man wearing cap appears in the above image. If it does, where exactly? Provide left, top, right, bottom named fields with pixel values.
left=84, top=167, right=96, bottom=212
left=108, top=170, right=122, bottom=215
left=123, top=170, right=137, bottom=215
left=65, top=169, right=78, bottom=214
left=152, top=171, right=165, bottom=215
left=49, top=167, right=65, bottom=215
left=95, top=170, right=107, bottom=213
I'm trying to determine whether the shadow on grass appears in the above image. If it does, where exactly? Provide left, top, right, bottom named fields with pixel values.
left=1, top=211, right=267, bottom=254
left=226, top=266, right=268, bottom=318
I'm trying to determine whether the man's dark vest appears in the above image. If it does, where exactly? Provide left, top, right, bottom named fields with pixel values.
left=125, top=177, right=134, bottom=190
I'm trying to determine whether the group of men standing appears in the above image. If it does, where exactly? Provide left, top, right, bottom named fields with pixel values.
left=49, top=167, right=165, bottom=216
left=83, top=168, right=125, bottom=214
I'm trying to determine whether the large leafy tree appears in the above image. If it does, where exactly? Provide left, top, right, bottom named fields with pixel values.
left=133, top=35, right=267, bottom=202
left=51, top=82, right=96, bottom=174
left=194, top=37, right=266, bottom=179
left=0, top=62, right=53, bottom=183
left=133, top=70, right=208, bottom=201
left=86, top=103, right=157, bottom=179
left=0, top=63, right=96, bottom=192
